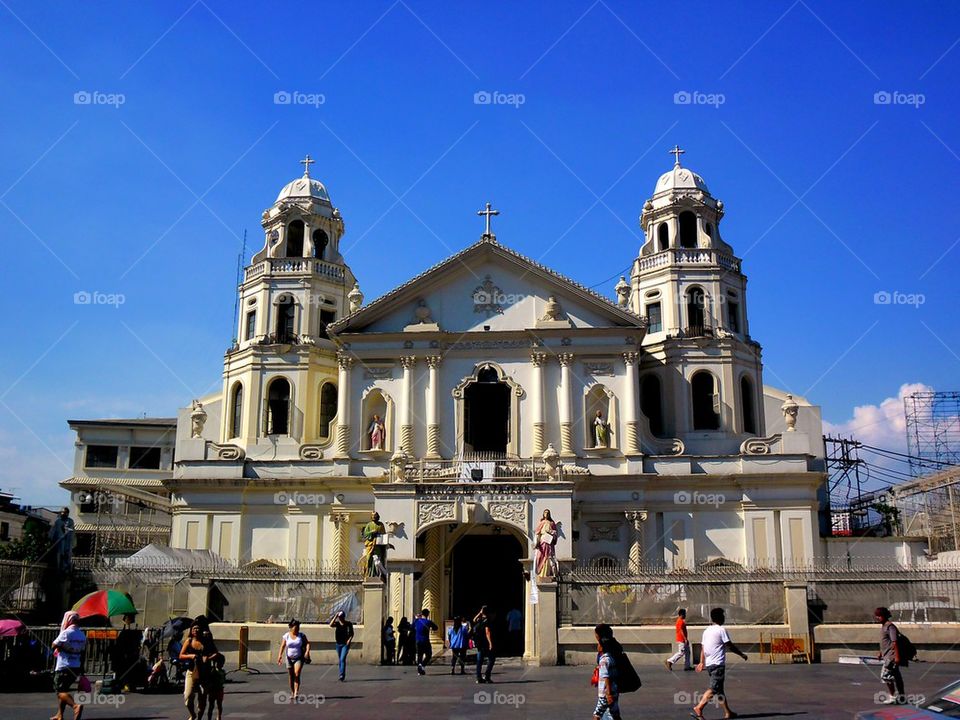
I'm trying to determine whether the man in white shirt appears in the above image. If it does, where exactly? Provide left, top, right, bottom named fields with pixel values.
left=691, top=607, right=747, bottom=720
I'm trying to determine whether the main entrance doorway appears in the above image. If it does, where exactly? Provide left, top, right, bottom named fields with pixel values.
left=464, top=367, right=510, bottom=454
left=450, top=532, right=525, bottom=656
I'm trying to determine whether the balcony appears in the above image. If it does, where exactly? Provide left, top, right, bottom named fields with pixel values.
left=244, top=257, right=346, bottom=283
left=636, top=248, right=740, bottom=273
left=683, top=324, right=713, bottom=338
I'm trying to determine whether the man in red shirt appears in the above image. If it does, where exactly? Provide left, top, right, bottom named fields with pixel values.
left=665, top=608, right=692, bottom=671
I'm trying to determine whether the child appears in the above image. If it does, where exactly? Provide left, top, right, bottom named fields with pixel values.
left=205, top=653, right=226, bottom=720
left=594, top=636, right=622, bottom=720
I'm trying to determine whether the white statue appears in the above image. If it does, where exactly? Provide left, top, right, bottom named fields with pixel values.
left=190, top=400, right=207, bottom=438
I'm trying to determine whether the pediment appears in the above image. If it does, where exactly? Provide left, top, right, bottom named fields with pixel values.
left=329, top=238, right=645, bottom=336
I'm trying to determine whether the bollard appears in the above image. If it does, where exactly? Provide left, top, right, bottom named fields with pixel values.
left=238, top=625, right=249, bottom=670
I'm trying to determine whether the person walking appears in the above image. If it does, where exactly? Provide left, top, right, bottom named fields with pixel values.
left=330, top=611, right=354, bottom=681
left=277, top=619, right=310, bottom=698
left=473, top=606, right=495, bottom=684
left=396, top=617, right=412, bottom=665
left=205, top=653, right=226, bottom=720
left=52, top=610, right=86, bottom=720
left=665, top=608, right=692, bottom=671
left=875, top=606, right=906, bottom=705
left=383, top=617, right=396, bottom=665
left=593, top=635, right=623, bottom=720
left=413, top=609, right=438, bottom=676
left=505, top=607, right=523, bottom=655
left=692, top=608, right=748, bottom=720
left=447, top=616, right=468, bottom=675
left=180, top=622, right=215, bottom=720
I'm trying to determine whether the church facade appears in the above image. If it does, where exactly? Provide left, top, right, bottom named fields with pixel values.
left=158, top=152, right=832, bottom=657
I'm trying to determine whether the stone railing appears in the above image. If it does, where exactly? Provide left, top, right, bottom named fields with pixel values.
left=636, top=248, right=740, bottom=273
left=244, top=257, right=346, bottom=283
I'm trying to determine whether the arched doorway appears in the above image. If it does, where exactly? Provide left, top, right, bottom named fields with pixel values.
left=449, top=529, right=525, bottom=656
left=464, top=367, right=510, bottom=455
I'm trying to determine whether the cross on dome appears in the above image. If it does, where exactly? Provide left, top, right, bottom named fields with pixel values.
left=300, top=154, right=315, bottom=177
left=477, top=201, right=500, bottom=237
left=669, top=145, right=685, bottom=166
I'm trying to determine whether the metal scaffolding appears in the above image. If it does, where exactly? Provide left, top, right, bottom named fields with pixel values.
left=905, top=391, right=960, bottom=477
left=893, top=466, right=960, bottom=553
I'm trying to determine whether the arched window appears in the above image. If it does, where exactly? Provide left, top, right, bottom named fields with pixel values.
left=657, top=222, right=669, bottom=251
left=679, top=211, right=697, bottom=248
left=740, top=376, right=757, bottom=434
left=641, top=374, right=664, bottom=437
left=286, top=220, right=304, bottom=257
left=686, top=286, right=705, bottom=335
left=276, top=297, right=296, bottom=343
left=267, top=378, right=291, bottom=435
left=312, top=229, right=328, bottom=259
left=230, top=383, right=243, bottom=438
left=591, top=554, right=622, bottom=571
left=319, top=382, right=337, bottom=439
left=691, top=371, right=720, bottom=430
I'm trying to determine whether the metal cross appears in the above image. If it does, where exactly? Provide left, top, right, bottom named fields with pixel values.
left=300, top=154, right=315, bottom=177
left=477, top=202, right=500, bottom=236
left=669, top=145, right=685, bottom=166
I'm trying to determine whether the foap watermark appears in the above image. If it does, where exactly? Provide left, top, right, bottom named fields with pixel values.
left=674, top=490, right=725, bottom=507
left=474, top=90, right=525, bottom=108
left=274, top=491, right=328, bottom=507
left=674, top=90, right=725, bottom=108
left=873, top=290, right=925, bottom=308
left=74, top=90, right=125, bottom=108
left=874, top=90, right=925, bottom=108
left=74, top=290, right=125, bottom=308
left=274, top=691, right=325, bottom=706
left=874, top=692, right=925, bottom=705
left=274, top=90, right=326, bottom=108
left=472, top=289, right=527, bottom=308
left=76, top=692, right=126, bottom=707
left=73, top=490, right=124, bottom=509
left=674, top=690, right=721, bottom=707
left=474, top=690, right=525, bottom=707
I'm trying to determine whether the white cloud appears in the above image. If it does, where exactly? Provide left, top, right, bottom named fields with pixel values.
left=823, top=382, right=933, bottom=453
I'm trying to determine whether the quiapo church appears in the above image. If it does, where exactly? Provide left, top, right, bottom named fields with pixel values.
left=70, top=148, right=916, bottom=666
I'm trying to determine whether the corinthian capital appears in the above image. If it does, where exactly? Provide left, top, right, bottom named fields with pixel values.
left=557, top=352, right=574, bottom=367
left=622, top=351, right=639, bottom=366
left=425, top=355, right=443, bottom=370
left=400, top=356, right=417, bottom=370
left=337, top=351, right=354, bottom=370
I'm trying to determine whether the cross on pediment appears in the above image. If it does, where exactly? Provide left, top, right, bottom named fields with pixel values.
left=477, top=202, right=500, bottom=238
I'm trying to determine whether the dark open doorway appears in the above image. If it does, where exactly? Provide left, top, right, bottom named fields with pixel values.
left=464, top=367, right=510, bottom=454
left=450, top=533, right=525, bottom=656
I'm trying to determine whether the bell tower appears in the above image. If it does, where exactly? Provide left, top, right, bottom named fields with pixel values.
left=220, top=157, right=360, bottom=452
left=627, top=147, right=765, bottom=451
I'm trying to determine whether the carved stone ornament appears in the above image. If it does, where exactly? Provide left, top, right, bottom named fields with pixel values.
left=190, top=400, right=207, bottom=438
left=390, top=449, right=410, bottom=483
left=781, top=394, right=799, bottom=431
left=587, top=520, right=622, bottom=542
left=740, top=434, right=782, bottom=455
left=542, top=443, right=560, bottom=475
left=347, top=282, right=364, bottom=313
left=414, top=299, right=433, bottom=324
left=472, top=275, right=504, bottom=314
left=584, top=361, right=615, bottom=376
left=540, top=295, right=565, bottom=321
left=300, top=444, right=324, bottom=460
left=489, top=501, right=528, bottom=527
left=418, top=501, right=455, bottom=526
left=210, top=443, right=245, bottom=461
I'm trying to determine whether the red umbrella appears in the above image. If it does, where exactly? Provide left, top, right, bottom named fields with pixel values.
left=72, top=590, right=137, bottom=618
left=0, top=619, right=26, bottom=637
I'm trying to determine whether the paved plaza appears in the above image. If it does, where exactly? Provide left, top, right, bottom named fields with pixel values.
left=8, top=660, right=960, bottom=719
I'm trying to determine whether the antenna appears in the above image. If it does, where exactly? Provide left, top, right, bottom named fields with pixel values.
left=231, top=229, right=247, bottom=346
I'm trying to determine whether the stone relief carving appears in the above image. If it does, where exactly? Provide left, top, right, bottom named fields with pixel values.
left=418, top=501, right=455, bottom=526
left=472, top=275, right=504, bottom=314
left=210, top=443, right=245, bottom=461
left=740, top=434, right=782, bottom=455
left=300, top=445, right=324, bottom=460
left=489, top=501, right=527, bottom=527
left=587, top=520, right=622, bottom=542
left=583, top=361, right=615, bottom=376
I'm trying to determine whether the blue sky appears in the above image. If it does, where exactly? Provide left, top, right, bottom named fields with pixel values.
left=1, top=1, right=958, bottom=504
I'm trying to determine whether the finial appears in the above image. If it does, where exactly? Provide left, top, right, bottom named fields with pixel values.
left=300, top=154, right=315, bottom=178
left=669, top=144, right=685, bottom=166
left=477, top=201, right=500, bottom=239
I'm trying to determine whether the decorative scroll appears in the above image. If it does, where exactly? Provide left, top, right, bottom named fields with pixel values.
left=489, top=501, right=528, bottom=528
left=300, top=445, right=324, bottom=460
left=210, top=443, right=245, bottom=461
left=418, top=501, right=455, bottom=527
left=740, top=434, right=782, bottom=455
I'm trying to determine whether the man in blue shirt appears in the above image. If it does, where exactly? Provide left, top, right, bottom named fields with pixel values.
left=447, top=616, right=468, bottom=675
left=413, top=609, right=438, bottom=676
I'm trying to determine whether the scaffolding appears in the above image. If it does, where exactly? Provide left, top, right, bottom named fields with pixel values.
left=893, top=466, right=960, bottom=553
left=905, top=391, right=960, bottom=477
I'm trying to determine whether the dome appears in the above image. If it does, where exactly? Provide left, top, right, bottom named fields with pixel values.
left=276, top=175, right=331, bottom=203
left=654, top=163, right=709, bottom=195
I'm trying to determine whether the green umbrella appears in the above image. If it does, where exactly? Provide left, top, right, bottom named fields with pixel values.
left=72, top=589, right=137, bottom=618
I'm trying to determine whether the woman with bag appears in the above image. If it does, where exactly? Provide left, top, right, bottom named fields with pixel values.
left=277, top=619, right=310, bottom=699
left=180, top=622, right=216, bottom=720
left=52, top=610, right=87, bottom=720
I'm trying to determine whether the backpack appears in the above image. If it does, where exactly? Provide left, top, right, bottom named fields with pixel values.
left=615, top=652, right=642, bottom=693
left=896, top=631, right=917, bottom=666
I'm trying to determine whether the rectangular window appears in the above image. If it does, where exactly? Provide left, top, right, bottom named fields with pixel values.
left=646, top=302, right=662, bottom=333
left=727, top=301, right=740, bottom=333
left=85, top=445, right=119, bottom=468
left=245, top=310, right=256, bottom=340
left=129, top=446, right=161, bottom=469
left=318, top=309, right=336, bottom=339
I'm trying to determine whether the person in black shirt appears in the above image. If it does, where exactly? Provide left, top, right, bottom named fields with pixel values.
left=473, top=606, right=495, bottom=684
left=330, top=611, right=354, bottom=681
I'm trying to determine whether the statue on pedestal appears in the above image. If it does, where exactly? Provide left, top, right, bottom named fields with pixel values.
left=534, top=509, right=559, bottom=579
left=593, top=410, right=610, bottom=448
left=358, top=511, right=392, bottom=579
left=368, top=414, right=385, bottom=450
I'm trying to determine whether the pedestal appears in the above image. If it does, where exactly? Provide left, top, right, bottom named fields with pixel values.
left=360, top=579, right=386, bottom=664
left=535, top=581, right=558, bottom=666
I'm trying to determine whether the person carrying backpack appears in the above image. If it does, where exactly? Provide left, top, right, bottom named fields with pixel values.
left=874, top=607, right=907, bottom=705
left=594, top=635, right=622, bottom=720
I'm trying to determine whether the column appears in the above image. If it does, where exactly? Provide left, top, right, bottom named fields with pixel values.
left=400, top=356, right=416, bottom=454
left=625, top=510, right=648, bottom=573
left=425, top=355, right=442, bottom=459
left=557, top=353, right=575, bottom=457
left=622, top=351, right=641, bottom=455
left=335, top=352, right=353, bottom=457
left=531, top=352, right=547, bottom=455
left=421, top=528, right=442, bottom=642
left=332, top=512, right=351, bottom=572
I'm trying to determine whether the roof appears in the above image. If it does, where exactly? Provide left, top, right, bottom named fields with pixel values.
left=68, top=418, right=177, bottom=428
left=329, top=235, right=645, bottom=333
left=61, top=477, right=169, bottom=489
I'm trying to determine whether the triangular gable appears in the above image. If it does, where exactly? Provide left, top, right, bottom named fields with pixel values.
left=329, top=237, right=644, bottom=334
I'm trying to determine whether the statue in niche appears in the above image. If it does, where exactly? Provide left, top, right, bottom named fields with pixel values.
left=368, top=414, right=385, bottom=450
left=593, top=410, right=610, bottom=448
left=535, top=509, right=559, bottom=579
